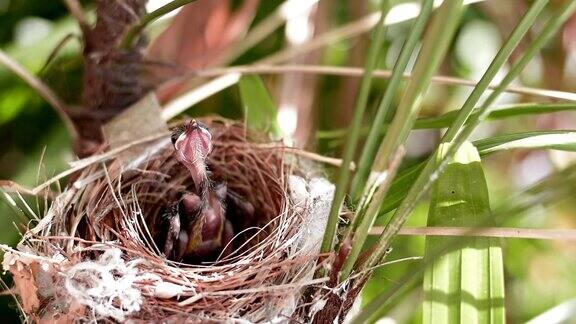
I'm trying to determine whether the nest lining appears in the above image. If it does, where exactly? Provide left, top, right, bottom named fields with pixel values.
left=2, top=118, right=336, bottom=323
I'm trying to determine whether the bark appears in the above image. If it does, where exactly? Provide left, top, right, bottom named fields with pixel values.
left=74, top=0, right=151, bottom=157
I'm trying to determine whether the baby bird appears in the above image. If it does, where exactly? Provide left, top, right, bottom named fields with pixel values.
left=161, top=120, right=233, bottom=261
left=171, top=120, right=213, bottom=194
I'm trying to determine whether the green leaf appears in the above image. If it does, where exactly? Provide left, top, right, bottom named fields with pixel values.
left=238, top=75, right=281, bottom=139
left=346, top=0, right=564, bottom=281
left=417, top=103, right=576, bottom=129
left=379, top=130, right=576, bottom=215
left=0, top=87, right=29, bottom=124
left=350, top=0, right=435, bottom=200
left=317, top=102, right=576, bottom=142
left=474, top=130, right=576, bottom=154
left=423, top=142, right=505, bottom=324
left=378, top=163, right=425, bottom=216
left=404, top=0, right=576, bottom=256
left=341, top=0, right=465, bottom=281
left=321, top=0, right=393, bottom=255
left=351, top=165, right=576, bottom=324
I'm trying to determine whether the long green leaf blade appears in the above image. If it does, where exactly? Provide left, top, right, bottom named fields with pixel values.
left=440, top=0, right=549, bottom=142
left=362, top=0, right=565, bottom=274
left=340, top=0, right=464, bottom=280
left=379, top=130, right=576, bottom=215
left=423, top=142, right=505, bottom=324
left=350, top=0, right=435, bottom=200
left=320, top=0, right=393, bottom=255
left=417, top=103, right=576, bottom=129
left=238, top=75, right=281, bottom=138
left=352, top=165, right=576, bottom=324
left=474, top=130, right=576, bottom=154
left=316, top=103, right=576, bottom=141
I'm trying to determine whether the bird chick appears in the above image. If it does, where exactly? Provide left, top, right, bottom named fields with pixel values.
left=161, top=120, right=233, bottom=262
left=171, top=119, right=212, bottom=193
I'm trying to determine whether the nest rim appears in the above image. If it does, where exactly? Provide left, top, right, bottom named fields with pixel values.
left=3, top=117, right=334, bottom=323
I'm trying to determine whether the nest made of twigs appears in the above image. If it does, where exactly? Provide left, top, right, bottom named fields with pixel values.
left=2, top=118, right=335, bottom=323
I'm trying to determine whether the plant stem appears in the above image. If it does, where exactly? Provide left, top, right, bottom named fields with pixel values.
left=339, top=147, right=404, bottom=279
left=340, top=0, right=464, bottom=281
left=316, top=103, right=576, bottom=140
left=349, top=0, right=434, bottom=201
left=352, top=164, right=576, bottom=323
left=63, top=0, right=89, bottom=30
left=319, top=0, right=392, bottom=255
left=160, top=1, right=494, bottom=119
left=121, top=0, right=200, bottom=49
left=375, top=226, right=576, bottom=241
left=0, top=49, right=78, bottom=140
left=220, top=0, right=320, bottom=64
left=191, top=65, right=576, bottom=102
left=440, top=0, right=549, bottom=142
left=362, top=0, right=574, bottom=275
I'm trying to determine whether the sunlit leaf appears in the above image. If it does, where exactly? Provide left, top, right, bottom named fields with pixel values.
left=350, top=0, right=435, bottom=199
left=474, top=130, right=576, bottom=154
left=379, top=130, right=576, bottom=215
left=423, top=142, right=505, bottom=323
left=0, top=88, right=29, bottom=124
left=238, top=75, right=281, bottom=138
left=316, top=103, right=576, bottom=141
left=341, top=0, right=465, bottom=280
left=417, top=103, right=576, bottom=129
left=321, top=0, right=394, bottom=255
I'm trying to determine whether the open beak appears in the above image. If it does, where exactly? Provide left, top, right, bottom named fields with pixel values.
left=172, top=120, right=213, bottom=189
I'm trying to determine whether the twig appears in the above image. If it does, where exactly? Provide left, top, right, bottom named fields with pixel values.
left=0, top=277, right=24, bottom=320
left=162, top=73, right=241, bottom=120
left=159, top=0, right=489, bottom=119
left=34, top=128, right=347, bottom=195
left=28, top=129, right=349, bottom=202
left=0, top=49, right=78, bottom=140
left=212, top=140, right=356, bottom=170
left=369, top=226, right=576, bottom=241
left=261, top=0, right=485, bottom=65
left=33, top=132, right=169, bottom=195
left=195, top=65, right=576, bottom=102
left=161, top=62, right=576, bottom=120
left=348, top=256, right=423, bottom=281
left=285, top=148, right=355, bottom=170
left=0, top=180, right=55, bottom=199
left=178, top=277, right=329, bottom=306
left=339, top=146, right=406, bottom=280
left=121, top=0, right=200, bottom=48
left=159, top=11, right=381, bottom=119
left=63, top=0, right=89, bottom=30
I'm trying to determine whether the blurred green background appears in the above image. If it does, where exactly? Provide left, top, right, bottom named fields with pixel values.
left=1, top=0, right=575, bottom=322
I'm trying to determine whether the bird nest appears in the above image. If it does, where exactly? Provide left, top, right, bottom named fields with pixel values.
left=2, top=118, right=335, bottom=323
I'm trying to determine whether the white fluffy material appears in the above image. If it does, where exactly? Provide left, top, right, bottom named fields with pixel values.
left=288, top=175, right=335, bottom=256
left=64, top=248, right=155, bottom=322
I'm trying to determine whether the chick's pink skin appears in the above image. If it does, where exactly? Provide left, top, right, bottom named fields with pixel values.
left=171, top=121, right=233, bottom=260
left=173, top=120, right=213, bottom=189
left=176, top=188, right=231, bottom=260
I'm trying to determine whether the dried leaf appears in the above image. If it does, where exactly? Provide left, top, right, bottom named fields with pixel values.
left=10, top=262, right=41, bottom=315
left=103, top=93, right=168, bottom=163
left=148, top=0, right=259, bottom=102
left=562, top=13, right=576, bottom=52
